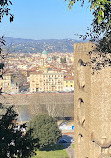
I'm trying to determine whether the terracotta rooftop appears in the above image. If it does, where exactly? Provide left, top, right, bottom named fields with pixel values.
left=64, top=76, right=74, bottom=80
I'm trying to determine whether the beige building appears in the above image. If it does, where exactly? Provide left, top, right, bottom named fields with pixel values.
left=0, top=74, right=11, bottom=93
left=30, top=72, right=43, bottom=92
left=30, top=70, right=64, bottom=93
left=63, top=76, right=74, bottom=92
left=74, top=42, right=111, bottom=158
left=10, top=83, right=19, bottom=94
left=0, top=73, right=19, bottom=93
left=43, top=70, right=64, bottom=92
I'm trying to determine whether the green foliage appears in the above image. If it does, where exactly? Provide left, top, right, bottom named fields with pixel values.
left=0, top=36, right=6, bottom=80
left=0, top=0, right=13, bottom=80
left=97, top=32, right=111, bottom=53
left=60, top=57, right=66, bottom=64
left=66, top=0, right=111, bottom=64
left=0, top=0, right=14, bottom=22
left=67, top=0, right=111, bottom=36
left=0, top=2, right=38, bottom=156
left=29, top=114, right=62, bottom=150
left=67, top=0, right=110, bottom=25
left=0, top=106, right=38, bottom=158
left=5, top=38, right=75, bottom=53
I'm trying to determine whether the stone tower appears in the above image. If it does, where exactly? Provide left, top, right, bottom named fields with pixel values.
left=74, top=42, right=111, bottom=158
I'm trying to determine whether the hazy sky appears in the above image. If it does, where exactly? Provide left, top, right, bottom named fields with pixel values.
left=0, top=0, right=93, bottom=40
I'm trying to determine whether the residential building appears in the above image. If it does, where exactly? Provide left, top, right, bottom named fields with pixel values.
left=0, top=73, right=19, bottom=93
left=30, top=72, right=43, bottom=93
left=43, top=70, right=64, bottom=92
left=30, top=70, right=64, bottom=93
left=63, top=76, right=74, bottom=92
left=0, top=73, right=11, bottom=93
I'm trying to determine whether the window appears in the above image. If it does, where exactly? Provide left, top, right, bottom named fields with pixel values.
left=78, top=98, right=85, bottom=127
left=77, top=59, right=85, bottom=89
left=4, top=83, right=7, bottom=87
left=78, top=134, right=83, bottom=143
left=78, top=59, right=86, bottom=66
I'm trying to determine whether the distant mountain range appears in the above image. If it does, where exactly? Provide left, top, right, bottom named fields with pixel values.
left=3, top=37, right=89, bottom=53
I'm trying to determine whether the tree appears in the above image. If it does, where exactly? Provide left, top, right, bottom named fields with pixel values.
left=0, top=2, right=39, bottom=157
left=0, top=0, right=13, bottom=80
left=0, top=0, right=14, bottom=23
left=66, top=0, right=111, bottom=53
left=0, top=106, right=38, bottom=158
left=46, top=102, right=58, bottom=117
left=67, top=0, right=110, bottom=29
left=65, top=0, right=111, bottom=70
left=60, top=57, right=66, bottom=64
left=28, top=114, right=62, bottom=150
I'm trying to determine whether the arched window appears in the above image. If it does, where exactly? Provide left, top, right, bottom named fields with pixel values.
left=78, top=134, right=84, bottom=143
left=77, top=59, right=86, bottom=89
left=77, top=98, right=85, bottom=127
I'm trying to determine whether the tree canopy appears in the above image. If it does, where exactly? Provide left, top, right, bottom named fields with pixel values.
left=67, top=0, right=110, bottom=26
left=28, top=114, right=62, bottom=150
left=66, top=0, right=111, bottom=53
left=0, top=106, right=38, bottom=158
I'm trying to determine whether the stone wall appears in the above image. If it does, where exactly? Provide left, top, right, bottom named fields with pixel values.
left=0, top=93, right=74, bottom=120
left=74, top=42, right=111, bottom=158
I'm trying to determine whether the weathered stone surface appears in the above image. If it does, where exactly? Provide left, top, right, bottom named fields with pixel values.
left=0, top=93, right=74, bottom=119
left=74, top=42, right=111, bottom=158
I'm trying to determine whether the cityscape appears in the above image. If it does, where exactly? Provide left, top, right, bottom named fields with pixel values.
left=1, top=49, right=74, bottom=94
left=0, top=0, right=110, bottom=158
left=0, top=40, right=75, bottom=158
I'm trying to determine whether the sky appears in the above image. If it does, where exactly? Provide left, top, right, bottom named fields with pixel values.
left=0, top=0, right=93, bottom=40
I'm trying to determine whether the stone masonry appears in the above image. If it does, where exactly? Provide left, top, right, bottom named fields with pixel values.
left=74, top=42, right=111, bottom=158
left=0, top=93, right=74, bottom=119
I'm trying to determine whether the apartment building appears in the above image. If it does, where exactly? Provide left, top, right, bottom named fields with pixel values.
left=0, top=74, right=11, bottom=93
left=43, top=70, right=64, bottom=92
left=0, top=73, right=19, bottom=93
left=30, top=72, right=43, bottom=92
left=30, top=70, right=64, bottom=93
left=63, top=76, right=74, bottom=92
